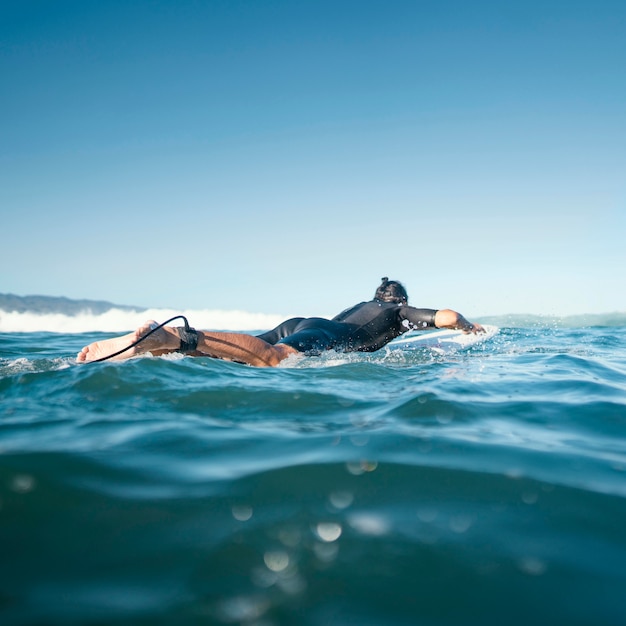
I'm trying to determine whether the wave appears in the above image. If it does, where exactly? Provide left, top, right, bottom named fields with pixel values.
left=2, top=308, right=626, bottom=333
left=2, top=292, right=625, bottom=332
left=0, top=308, right=286, bottom=333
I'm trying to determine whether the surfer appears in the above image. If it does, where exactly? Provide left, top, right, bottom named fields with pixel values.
left=76, top=277, right=484, bottom=367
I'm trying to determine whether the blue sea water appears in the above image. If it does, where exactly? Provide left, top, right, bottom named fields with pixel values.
left=1, top=326, right=626, bottom=626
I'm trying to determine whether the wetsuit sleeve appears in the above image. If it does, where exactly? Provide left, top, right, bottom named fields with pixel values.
left=400, top=307, right=438, bottom=330
left=256, top=318, right=305, bottom=345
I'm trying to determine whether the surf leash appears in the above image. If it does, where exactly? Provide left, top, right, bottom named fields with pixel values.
left=87, top=315, right=193, bottom=363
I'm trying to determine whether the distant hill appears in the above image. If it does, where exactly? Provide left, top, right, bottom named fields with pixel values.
left=0, top=293, right=143, bottom=315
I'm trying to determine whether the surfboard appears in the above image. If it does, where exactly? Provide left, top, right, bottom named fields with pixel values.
left=388, top=324, right=499, bottom=354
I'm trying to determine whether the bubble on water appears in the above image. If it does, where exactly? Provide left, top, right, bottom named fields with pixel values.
left=328, top=490, right=354, bottom=510
left=264, top=551, right=290, bottom=573
left=315, top=522, right=342, bottom=543
left=232, top=505, right=253, bottom=521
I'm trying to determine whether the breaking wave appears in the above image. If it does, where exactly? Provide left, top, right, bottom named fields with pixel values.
left=0, top=308, right=286, bottom=333
left=1, top=291, right=624, bottom=333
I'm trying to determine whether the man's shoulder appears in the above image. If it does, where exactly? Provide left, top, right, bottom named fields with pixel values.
left=332, top=300, right=374, bottom=321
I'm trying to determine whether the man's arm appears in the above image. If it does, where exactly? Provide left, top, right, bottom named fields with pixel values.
left=434, top=309, right=484, bottom=334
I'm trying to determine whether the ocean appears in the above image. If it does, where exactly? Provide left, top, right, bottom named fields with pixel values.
left=1, top=313, right=626, bottom=625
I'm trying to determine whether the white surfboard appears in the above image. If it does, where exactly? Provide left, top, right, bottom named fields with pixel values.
left=389, top=324, right=499, bottom=354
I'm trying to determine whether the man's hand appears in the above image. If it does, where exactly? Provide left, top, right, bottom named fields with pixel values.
left=465, top=322, right=485, bottom=334
left=435, top=309, right=485, bottom=334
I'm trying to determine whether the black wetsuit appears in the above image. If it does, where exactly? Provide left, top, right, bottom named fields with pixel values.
left=256, top=300, right=438, bottom=355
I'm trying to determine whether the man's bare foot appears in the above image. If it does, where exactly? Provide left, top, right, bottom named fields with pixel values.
left=76, top=320, right=179, bottom=363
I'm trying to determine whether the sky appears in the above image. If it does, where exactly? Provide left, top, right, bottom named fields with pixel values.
left=1, top=0, right=625, bottom=320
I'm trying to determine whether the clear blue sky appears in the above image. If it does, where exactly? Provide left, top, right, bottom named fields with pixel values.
left=1, top=0, right=624, bottom=318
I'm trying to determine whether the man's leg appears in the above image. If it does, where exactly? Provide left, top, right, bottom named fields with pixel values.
left=194, top=329, right=298, bottom=366
left=76, top=321, right=299, bottom=367
left=256, top=318, right=305, bottom=345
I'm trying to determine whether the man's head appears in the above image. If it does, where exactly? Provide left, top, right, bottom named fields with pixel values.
left=374, top=277, right=408, bottom=304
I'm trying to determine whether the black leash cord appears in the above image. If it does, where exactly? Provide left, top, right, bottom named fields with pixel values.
left=88, top=315, right=191, bottom=363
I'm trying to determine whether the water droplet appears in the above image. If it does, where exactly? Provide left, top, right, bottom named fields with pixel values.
left=329, top=491, right=354, bottom=510
left=264, top=551, right=290, bottom=573
left=315, top=522, right=342, bottom=542
left=232, top=505, right=253, bottom=521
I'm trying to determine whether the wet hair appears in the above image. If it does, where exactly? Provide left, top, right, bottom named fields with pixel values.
left=374, top=277, right=408, bottom=304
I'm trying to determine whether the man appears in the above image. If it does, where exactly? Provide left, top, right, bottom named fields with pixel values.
left=76, top=277, right=484, bottom=367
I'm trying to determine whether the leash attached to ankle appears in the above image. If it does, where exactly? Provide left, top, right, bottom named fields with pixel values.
left=176, top=325, right=199, bottom=353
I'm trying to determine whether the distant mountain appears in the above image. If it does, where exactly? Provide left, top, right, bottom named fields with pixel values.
left=0, top=293, right=144, bottom=315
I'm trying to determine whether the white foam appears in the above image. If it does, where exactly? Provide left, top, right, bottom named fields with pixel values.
left=0, top=308, right=286, bottom=333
